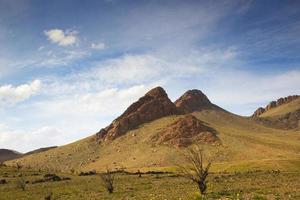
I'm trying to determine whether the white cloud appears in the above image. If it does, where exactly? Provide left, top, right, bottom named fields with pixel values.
left=0, top=125, right=64, bottom=153
left=77, top=53, right=205, bottom=86
left=35, top=84, right=152, bottom=117
left=91, top=42, right=105, bottom=50
left=0, top=80, right=41, bottom=108
left=44, top=29, right=77, bottom=46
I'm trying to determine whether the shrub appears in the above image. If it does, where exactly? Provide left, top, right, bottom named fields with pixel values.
left=16, top=176, right=26, bottom=191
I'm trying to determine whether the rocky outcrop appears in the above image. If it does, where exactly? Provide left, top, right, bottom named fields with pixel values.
left=96, top=87, right=179, bottom=141
left=175, top=89, right=213, bottom=113
left=252, top=95, right=299, bottom=117
left=266, top=101, right=277, bottom=111
left=253, top=107, right=266, bottom=117
left=150, top=115, right=219, bottom=147
left=276, top=95, right=299, bottom=106
left=254, top=108, right=300, bottom=130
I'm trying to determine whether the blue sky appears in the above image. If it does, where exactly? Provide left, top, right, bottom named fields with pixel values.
left=0, top=0, right=300, bottom=152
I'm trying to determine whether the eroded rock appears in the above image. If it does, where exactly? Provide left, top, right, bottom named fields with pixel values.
left=150, top=115, right=219, bottom=147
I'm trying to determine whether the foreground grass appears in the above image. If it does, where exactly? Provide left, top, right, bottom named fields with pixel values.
left=0, top=166, right=299, bottom=200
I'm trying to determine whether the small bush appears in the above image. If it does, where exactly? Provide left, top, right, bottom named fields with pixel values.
left=16, top=176, right=26, bottom=191
left=0, top=179, right=7, bottom=184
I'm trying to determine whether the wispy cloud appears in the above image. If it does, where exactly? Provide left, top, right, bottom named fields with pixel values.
left=91, top=42, right=105, bottom=50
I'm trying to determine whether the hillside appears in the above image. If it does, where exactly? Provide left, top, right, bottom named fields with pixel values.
left=252, top=96, right=300, bottom=129
left=0, top=149, right=22, bottom=163
left=5, top=88, right=300, bottom=173
left=24, top=146, right=57, bottom=156
left=0, top=147, right=57, bottom=164
left=260, top=97, right=300, bottom=118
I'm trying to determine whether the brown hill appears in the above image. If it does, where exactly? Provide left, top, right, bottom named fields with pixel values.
left=0, top=146, right=58, bottom=164
left=96, top=87, right=179, bottom=141
left=150, top=114, right=219, bottom=147
left=0, top=149, right=22, bottom=164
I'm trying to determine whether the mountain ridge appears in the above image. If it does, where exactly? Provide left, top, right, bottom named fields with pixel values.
left=253, top=95, right=299, bottom=117
left=5, top=87, right=300, bottom=172
left=96, top=87, right=217, bottom=142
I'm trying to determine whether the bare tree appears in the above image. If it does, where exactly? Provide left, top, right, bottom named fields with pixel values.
left=100, top=168, right=115, bottom=194
left=177, top=145, right=211, bottom=195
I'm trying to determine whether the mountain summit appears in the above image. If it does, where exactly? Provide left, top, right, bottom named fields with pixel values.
left=175, top=89, right=213, bottom=113
left=96, top=87, right=219, bottom=141
left=96, top=87, right=178, bottom=141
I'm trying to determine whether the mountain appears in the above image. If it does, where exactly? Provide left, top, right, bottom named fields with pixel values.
left=0, top=149, right=22, bottom=164
left=0, top=146, right=57, bottom=164
left=5, top=87, right=300, bottom=173
left=96, top=87, right=178, bottom=141
left=252, top=95, right=300, bottom=129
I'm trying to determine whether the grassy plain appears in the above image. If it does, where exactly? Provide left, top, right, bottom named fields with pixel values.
left=0, top=165, right=299, bottom=200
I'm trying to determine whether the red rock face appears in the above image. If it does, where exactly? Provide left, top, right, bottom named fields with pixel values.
left=175, top=89, right=212, bottom=113
left=96, top=87, right=178, bottom=141
left=276, top=95, right=299, bottom=107
left=252, top=95, right=299, bottom=117
left=150, top=115, right=219, bottom=147
left=266, top=101, right=277, bottom=111
left=253, top=107, right=266, bottom=117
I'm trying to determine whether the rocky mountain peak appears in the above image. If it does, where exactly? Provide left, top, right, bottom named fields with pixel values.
left=145, top=86, right=168, bottom=98
left=96, top=86, right=178, bottom=141
left=175, top=89, right=212, bottom=113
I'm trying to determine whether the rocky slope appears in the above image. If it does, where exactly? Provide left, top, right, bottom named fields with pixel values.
left=96, top=87, right=179, bottom=141
left=150, top=115, right=219, bottom=147
left=175, top=89, right=213, bottom=113
left=253, top=95, right=299, bottom=117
